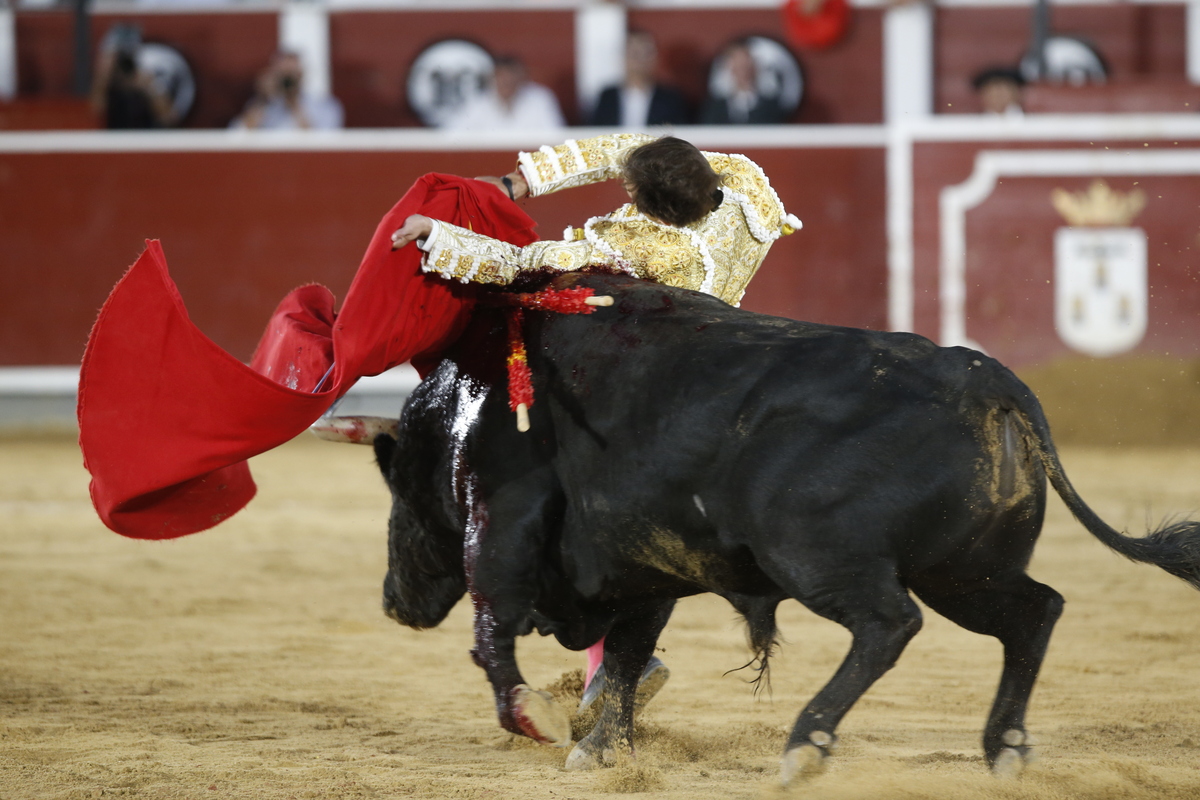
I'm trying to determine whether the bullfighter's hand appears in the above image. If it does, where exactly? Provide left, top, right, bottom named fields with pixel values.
left=390, top=215, right=434, bottom=250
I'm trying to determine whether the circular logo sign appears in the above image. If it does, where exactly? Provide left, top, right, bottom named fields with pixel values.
left=707, top=36, right=804, bottom=115
left=138, top=43, right=196, bottom=123
left=407, top=39, right=495, bottom=127
left=1020, top=36, right=1107, bottom=86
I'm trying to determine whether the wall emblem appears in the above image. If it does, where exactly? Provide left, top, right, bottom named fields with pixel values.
left=1050, top=180, right=1147, bottom=357
left=406, top=39, right=494, bottom=127
left=138, top=43, right=196, bottom=123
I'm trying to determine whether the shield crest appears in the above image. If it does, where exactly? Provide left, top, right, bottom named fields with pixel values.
left=1053, top=227, right=1147, bottom=357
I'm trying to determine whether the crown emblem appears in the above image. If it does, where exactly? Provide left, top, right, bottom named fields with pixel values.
left=1051, top=180, right=1146, bottom=227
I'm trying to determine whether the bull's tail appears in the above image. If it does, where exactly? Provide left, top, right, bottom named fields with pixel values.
left=1009, top=386, right=1200, bottom=590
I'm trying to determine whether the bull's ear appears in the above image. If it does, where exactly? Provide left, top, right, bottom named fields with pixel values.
left=373, top=432, right=398, bottom=479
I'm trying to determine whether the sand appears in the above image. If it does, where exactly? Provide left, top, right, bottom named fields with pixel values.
left=2, top=434, right=1199, bottom=800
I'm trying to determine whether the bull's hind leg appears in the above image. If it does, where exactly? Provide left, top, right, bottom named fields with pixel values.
left=566, top=600, right=675, bottom=771
left=768, top=563, right=924, bottom=785
left=912, top=572, right=1063, bottom=777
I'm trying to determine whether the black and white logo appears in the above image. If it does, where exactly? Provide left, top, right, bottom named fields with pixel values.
left=138, top=43, right=196, bottom=123
left=407, top=39, right=495, bottom=127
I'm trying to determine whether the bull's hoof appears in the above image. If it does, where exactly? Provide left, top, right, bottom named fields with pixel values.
left=990, top=729, right=1036, bottom=779
left=564, top=741, right=617, bottom=771
left=511, top=685, right=571, bottom=748
left=779, top=743, right=828, bottom=786
left=991, top=747, right=1025, bottom=779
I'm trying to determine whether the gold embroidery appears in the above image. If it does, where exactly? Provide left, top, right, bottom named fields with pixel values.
left=521, top=134, right=654, bottom=196
left=435, top=136, right=791, bottom=303
left=476, top=259, right=510, bottom=284
left=558, top=147, right=578, bottom=174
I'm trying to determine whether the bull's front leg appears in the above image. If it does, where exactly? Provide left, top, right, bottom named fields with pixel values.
left=566, top=600, right=675, bottom=770
left=463, top=474, right=571, bottom=747
left=469, top=591, right=571, bottom=746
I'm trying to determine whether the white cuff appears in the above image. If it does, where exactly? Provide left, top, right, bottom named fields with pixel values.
left=418, top=220, right=458, bottom=280
left=417, top=219, right=445, bottom=253
left=516, top=152, right=543, bottom=196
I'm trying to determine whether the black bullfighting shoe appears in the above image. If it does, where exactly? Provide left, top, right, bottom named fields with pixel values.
left=577, top=656, right=671, bottom=715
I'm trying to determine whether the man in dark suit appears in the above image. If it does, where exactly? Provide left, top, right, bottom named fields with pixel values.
left=589, top=31, right=689, bottom=127
left=700, top=39, right=787, bottom=125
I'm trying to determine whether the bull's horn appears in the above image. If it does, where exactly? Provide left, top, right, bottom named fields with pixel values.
left=309, top=415, right=399, bottom=444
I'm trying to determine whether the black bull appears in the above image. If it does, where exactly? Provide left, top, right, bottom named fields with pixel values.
left=367, top=272, right=1200, bottom=783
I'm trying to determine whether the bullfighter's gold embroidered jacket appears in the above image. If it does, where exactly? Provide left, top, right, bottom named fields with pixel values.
left=416, top=133, right=801, bottom=306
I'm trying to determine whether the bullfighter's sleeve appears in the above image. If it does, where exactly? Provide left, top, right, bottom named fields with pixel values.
left=517, top=133, right=656, bottom=197
left=418, top=220, right=601, bottom=286
left=701, top=152, right=798, bottom=243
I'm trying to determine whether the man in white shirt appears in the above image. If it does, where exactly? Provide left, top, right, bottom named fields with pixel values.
left=444, top=55, right=565, bottom=131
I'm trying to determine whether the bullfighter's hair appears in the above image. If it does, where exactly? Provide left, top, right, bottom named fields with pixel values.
left=622, top=136, right=722, bottom=227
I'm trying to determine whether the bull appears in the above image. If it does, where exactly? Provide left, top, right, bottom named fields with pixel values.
left=332, top=272, right=1200, bottom=785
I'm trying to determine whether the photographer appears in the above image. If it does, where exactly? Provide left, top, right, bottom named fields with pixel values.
left=230, top=51, right=343, bottom=131
left=90, top=24, right=177, bottom=130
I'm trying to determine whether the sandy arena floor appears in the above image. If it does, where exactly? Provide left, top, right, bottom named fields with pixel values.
left=2, top=434, right=1199, bottom=800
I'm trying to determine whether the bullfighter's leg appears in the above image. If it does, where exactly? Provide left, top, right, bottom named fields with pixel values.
left=465, top=473, right=572, bottom=747
left=912, top=572, right=1063, bottom=777
left=764, top=560, right=923, bottom=785
left=578, top=639, right=671, bottom=715
left=566, top=599, right=675, bottom=770
left=585, top=639, right=605, bottom=687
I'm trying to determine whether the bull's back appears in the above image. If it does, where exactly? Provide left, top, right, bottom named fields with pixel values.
left=529, top=274, right=1046, bottom=582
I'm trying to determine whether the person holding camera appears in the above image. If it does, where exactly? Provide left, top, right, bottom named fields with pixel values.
left=230, top=51, right=344, bottom=131
left=90, top=24, right=177, bottom=130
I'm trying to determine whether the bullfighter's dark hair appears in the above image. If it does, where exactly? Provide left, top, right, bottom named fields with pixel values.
left=622, top=136, right=723, bottom=227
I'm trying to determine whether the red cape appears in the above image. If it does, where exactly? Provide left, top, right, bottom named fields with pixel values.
left=79, top=173, right=537, bottom=539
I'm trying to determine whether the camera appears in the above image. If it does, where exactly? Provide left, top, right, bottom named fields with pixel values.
left=107, top=24, right=142, bottom=78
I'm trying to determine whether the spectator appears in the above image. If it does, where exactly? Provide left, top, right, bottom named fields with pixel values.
left=444, top=55, right=564, bottom=131
left=699, top=40, right=786, bottom=125
left=972, top=66, right=1026, bottom=117
left=90, top=24, right=178, bottom=129
left=230, top=51, right=343, bottom=131
left=588, top=31, right=688, bottom=127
